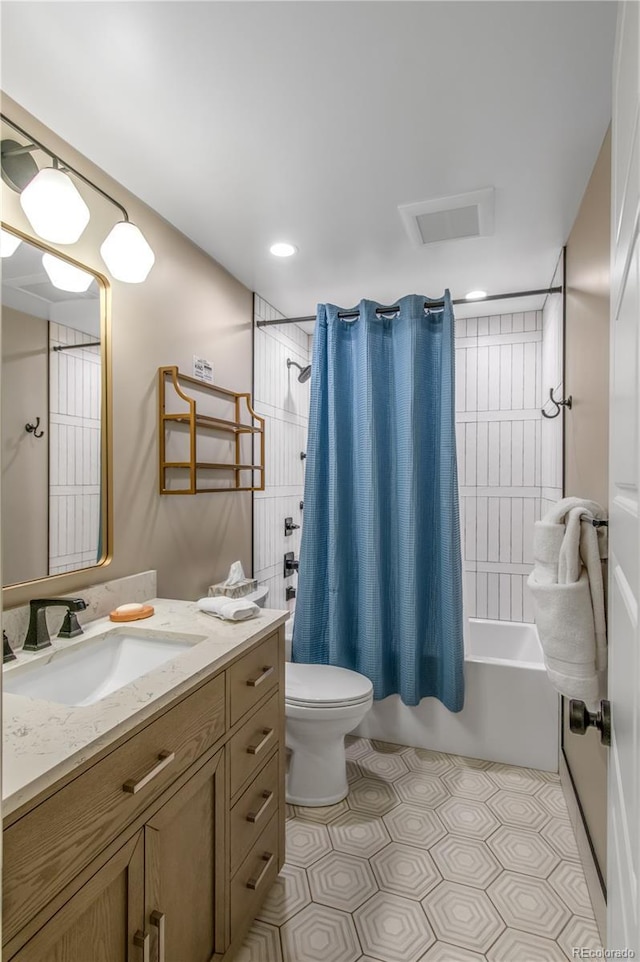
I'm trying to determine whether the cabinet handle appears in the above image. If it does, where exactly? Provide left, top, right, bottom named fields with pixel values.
left=247, top=728, right=274, bottom=756
left=134, top=930, right=150, bottom=962
left=246, top=665, right=275, bottom=687
left=247, top=789, right=274, bottom=824
left=151, top=910, right=166, bottom=962
left=123, top=751, right=175, bottom=794
left=246, top=852, right=275, bottom=891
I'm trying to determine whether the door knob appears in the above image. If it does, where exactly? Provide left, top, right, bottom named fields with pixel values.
left=569, top=699, right=611, bottom=747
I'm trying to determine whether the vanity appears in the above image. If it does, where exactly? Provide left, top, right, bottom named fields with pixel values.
left=2, top=600, right=287, bottom=962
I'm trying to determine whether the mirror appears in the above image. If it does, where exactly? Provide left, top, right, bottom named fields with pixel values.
left=1, top=226, right=109, bottom=587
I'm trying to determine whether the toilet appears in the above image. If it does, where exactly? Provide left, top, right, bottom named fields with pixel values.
left=284, top=620, right=374, bottom=807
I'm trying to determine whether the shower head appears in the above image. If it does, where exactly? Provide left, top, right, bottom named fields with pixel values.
left=287, top=358, right=312, bottom=383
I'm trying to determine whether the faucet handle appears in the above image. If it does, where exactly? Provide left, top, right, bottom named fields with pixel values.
left=3, top=631, right=16, bottom=664
left=58, top=610, right=83, bottom=639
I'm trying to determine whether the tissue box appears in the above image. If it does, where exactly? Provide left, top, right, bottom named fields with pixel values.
left=208, top=579, right=258, bottom=599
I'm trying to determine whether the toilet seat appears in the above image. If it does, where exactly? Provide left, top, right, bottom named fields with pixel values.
left=286, top=662, right=373, bottom=709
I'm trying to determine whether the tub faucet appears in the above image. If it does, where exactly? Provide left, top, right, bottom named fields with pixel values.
left=23, top=598, right=88, bottom=652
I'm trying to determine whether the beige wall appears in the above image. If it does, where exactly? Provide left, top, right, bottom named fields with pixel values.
left=565, top=127, right=611, bottom=506
left=1, top=94, right=254, bottom=608
left=563, top=127, right=611, bottom=884
left=1, top=306, right=48, bottom=586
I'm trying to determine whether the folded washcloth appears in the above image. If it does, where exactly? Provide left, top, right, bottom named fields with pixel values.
left=197, top=596, right=259, bottom=622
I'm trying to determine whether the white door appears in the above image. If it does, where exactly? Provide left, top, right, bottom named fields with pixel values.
left=608, top=2, right=640, bottom=952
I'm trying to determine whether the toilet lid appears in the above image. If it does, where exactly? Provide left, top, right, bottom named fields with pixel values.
left=286, top=663, right=373, bottom=707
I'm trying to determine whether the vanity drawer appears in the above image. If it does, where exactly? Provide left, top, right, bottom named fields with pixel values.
left=3, top=672, right=226, bottom=944
left=228, top=631, right=279, bottom=726
left=230, top=751, right=280, bottom=873
left=229, top=691, right=280, bottom=797
left=230, top=812, right=279, bottom=940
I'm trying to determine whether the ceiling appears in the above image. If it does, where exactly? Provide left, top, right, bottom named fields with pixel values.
left=1, top=2, right=616, bottom=320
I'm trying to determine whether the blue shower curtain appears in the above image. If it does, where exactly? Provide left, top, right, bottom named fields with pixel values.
left=292, top=293, right=464, bottom=711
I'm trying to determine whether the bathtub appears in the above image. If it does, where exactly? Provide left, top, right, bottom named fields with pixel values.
left=353, top=618, right=559, bottom=772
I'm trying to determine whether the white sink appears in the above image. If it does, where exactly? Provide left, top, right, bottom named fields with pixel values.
left=3, top=628, right=204, bottom=707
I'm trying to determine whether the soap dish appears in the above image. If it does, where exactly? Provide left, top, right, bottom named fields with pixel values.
left=109, top=604, right=155, bottom=623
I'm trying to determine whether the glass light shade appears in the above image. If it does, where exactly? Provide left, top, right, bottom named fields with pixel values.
left=100, top=221, right=155, bottom=283
left=465, top=290, right=487, bottom=301
left=20, top=167, right=90, bottom=244
left=42, top=252, right=94, bottom=293
left=0, top=229, right=21, bottom=257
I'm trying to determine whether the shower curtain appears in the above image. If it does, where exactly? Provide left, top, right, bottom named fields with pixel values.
left=292, top=293, right=464, bottom=711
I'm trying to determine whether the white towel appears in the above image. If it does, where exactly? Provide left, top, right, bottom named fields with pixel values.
left=527, top=498, right=607, bottom=707
left=197, top=596, right=259, bottom=622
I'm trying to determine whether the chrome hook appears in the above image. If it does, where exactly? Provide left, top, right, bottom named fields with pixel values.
left=25, top=416, right=44, bottom=438
left=541, top=388, right=572, bottom=420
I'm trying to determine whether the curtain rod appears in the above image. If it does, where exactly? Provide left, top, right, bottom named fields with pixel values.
left=255, top=286, right=564, bottom=327
left=52, top=341, right=101, bottom=351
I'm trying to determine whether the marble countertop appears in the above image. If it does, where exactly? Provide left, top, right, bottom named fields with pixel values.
left=3, top=599, right=289, bottom=817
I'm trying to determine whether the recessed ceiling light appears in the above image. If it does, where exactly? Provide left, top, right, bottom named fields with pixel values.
left=465, top=290, right=487, bottom=300
left=270, top=242, right=297, bottom=257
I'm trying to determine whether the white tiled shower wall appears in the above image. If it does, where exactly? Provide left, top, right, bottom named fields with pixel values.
left=457, top=307, right=562, bottom=622
left=49, top=322, right=102, bottom=574
left=253, top=296, right=311, bottom=609
left=253, top=302, right=562, bottom=624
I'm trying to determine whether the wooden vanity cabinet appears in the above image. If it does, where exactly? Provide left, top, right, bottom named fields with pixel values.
left=3, top=626, right=285, bottom=962
left=144, top=749, right=226, bottom=962
left=9, top=832, right=145, bottom=962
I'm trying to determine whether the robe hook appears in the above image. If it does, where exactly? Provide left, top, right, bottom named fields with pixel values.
left=25, top=416, right=44, bottom=438
left=541, top=388, right=572, bottom=419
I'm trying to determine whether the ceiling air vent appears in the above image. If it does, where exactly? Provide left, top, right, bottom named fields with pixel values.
left=398, top=187, right=494, bottom=247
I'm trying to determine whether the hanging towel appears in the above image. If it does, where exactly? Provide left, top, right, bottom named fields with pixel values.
left=527, top=498, right=607, bottom=707
left=196, top=596, right=259, bottom=622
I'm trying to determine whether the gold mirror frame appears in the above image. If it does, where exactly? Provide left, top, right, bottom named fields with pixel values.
left=1, top=223, right=112, bottom=607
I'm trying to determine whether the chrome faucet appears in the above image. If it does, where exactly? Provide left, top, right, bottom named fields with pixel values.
left=23, top=598, right=88, bottom=652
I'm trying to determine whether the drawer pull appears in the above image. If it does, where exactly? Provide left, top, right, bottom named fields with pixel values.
left=123, top=750, right=175, bottom=794
left=247, top=790, right=274, bottom=824
left=247, top=728, right=274, bottom=756
left=246, top=851, right=275, bottom=891
left=151, top=910, right=166, bottom=962
left=134, top=930, right=150, bottom=962
left=247, top=665, right=275, bottom=688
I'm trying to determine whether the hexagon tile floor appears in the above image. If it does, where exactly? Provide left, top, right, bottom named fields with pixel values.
left=232, top=737, right=603, bottom=962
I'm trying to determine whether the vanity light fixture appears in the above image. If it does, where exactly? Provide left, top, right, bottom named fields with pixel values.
left=270, top=242, right=297, bottom=257
left=0, top=227, right=21, bottom=257
left=465, top=290, right=487, bottom=301
left=1, top=114, right=155, bottom=283
left=42, top=252, right=94, bottom=293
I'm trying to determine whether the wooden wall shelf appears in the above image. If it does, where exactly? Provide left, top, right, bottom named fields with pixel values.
left=158, top=366, right=265, bottom=495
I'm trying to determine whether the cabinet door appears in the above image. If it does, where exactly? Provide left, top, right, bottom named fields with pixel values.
left=9, top=831, right=145, bottom=962
left=144, top=749, right=226, bottom=962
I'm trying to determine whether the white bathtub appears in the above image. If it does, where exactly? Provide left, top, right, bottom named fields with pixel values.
left=354, top=618, right=559, bottom=772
